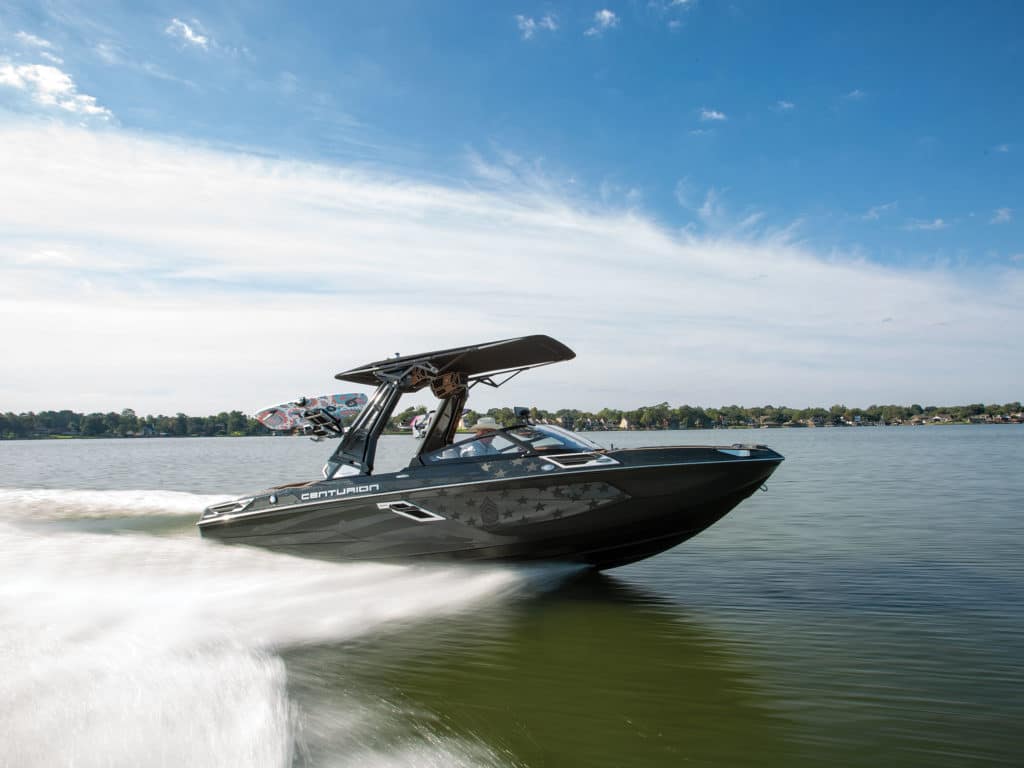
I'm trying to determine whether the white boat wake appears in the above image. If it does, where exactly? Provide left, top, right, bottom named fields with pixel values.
left=0, top=505, right=536, bottom=767
left=0, top=487, right=234, bottom=520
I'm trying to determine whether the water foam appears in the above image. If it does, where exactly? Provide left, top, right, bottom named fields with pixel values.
left=0, top=487, right=233, bottom=520
left=0, top=523, right=531, bottom=767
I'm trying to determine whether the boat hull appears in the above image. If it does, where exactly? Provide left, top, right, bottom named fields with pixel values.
left=198, top=446, right=783, bottom=570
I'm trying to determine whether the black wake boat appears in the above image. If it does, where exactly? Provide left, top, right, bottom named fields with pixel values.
left=198, top=335, right=783, bottom=569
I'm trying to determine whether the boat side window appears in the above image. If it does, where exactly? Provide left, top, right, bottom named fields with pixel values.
left=421, top=432, right=525, bottom=463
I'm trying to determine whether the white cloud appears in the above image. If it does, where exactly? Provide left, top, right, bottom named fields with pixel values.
left=515, top=14, right=558, bottom=39
left=688, top=128, right=712, bottom=136
left=903, top=218, right=948, bottom=231
left=40, top=51, right=64, bottom=64
left=991, top=208, right=1012, bottom=224
left=0, top=61, right=112, bottom=117
left=993, top=143, right=1009, bottom=153
left=700, top=108, right=726, bottom=121
left=775, top=100, right=794, bottom=111
left=0, top=122, right=1021, bottom=414
left=844, top=88, right=865, bottom=100
left=585, top=9, right=619, bottom=36
left=515, top=15, right=537, bottom=39
left=863, top=202, right=897, bottom=221
left=15, top=31, right=54, bottom=48
left=165, top=18, right=209, bottom=49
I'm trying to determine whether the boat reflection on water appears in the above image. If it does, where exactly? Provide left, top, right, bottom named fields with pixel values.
left=283, top=571, right=798, bottom=768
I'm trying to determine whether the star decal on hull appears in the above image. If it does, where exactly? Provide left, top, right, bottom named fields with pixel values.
left=416, top=479, right=630, bottom=529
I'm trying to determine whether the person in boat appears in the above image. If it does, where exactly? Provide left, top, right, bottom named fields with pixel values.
left=460, top=416, right=502, bottom=457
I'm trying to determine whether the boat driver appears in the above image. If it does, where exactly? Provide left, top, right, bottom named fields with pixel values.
left=460, top=416, right=503, bottom=457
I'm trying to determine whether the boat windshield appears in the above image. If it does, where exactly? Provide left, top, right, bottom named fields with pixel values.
left=420, top=424, right=602, bottom=464
left=504, top=424, right=603, bottom=452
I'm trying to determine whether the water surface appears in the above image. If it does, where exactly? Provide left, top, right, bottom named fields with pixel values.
left=1, top=426, right=1021, bottom=766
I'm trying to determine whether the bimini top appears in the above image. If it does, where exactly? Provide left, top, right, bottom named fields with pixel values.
left=336, top=335, right=575, bottom=387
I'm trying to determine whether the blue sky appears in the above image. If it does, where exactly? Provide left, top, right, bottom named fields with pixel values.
left=1, top=2, right=1022, bottom=413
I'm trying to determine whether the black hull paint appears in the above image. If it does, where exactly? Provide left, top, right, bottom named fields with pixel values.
left=199, top=446, right=782, bottom=570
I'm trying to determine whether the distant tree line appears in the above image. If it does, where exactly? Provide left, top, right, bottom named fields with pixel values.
left=3, top=401, right=1022, bottom=440
left=395, top=402, right=1024, bottom=432
left=0, top=408, right=269, bottom=440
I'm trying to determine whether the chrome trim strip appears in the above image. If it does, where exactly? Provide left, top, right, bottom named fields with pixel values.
left=197, top=455, right=780, bottom=527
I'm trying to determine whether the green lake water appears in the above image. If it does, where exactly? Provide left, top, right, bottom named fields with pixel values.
left=1, top=425, right=1020, bottom=766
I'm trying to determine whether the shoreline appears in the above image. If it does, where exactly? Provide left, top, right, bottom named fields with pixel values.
left=2, top=420, right=1021, bottom=442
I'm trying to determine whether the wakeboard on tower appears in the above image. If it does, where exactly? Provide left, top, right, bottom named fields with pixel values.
left=255, top=393, right=368, bottom=438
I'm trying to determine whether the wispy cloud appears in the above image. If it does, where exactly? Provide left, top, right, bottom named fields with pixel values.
left=863, top=201, right=897, bottom=221
left=689, top=128, right=713, bottom=136
left=991, top=207, right=1012, bottom=224
left=585, top=9, right=619, bottom=37
left=0, top=60, right=112, bottom=118
left=515, top=14, right=558, bottom=39
left=673, top=183, right=778, bottom=238
left=700, top=108, right=727, bottom=121
left=697, top=187, right=724, bottom=223
left=165, top=18, right=209, bottom=49
left=1, top=122, right=1021, bottom=413
left=661, top=0, right=695, bottom=26
left=598, top=178, right=642, bottom=206
left=15, top=31, right=54, bottom=48
left=993, top=143, right=1010, bottom=153
left=40, top=51, right=64, bottom=64
left=92, top=41, right=200, bottom=88
left=844, top=88, right=865, bottom=100
left=673, top=178, right=693, bottom=208
left=904, top=217, right=947, bottom=231
left=94, top=42, right=122, bottom=64
left=775, top=100, right=795, bottom=111
left=737, top=211, right=766, bottom=230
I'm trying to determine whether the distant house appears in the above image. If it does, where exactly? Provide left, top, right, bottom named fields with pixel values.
left=619, top=417, right=631, bottom=430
